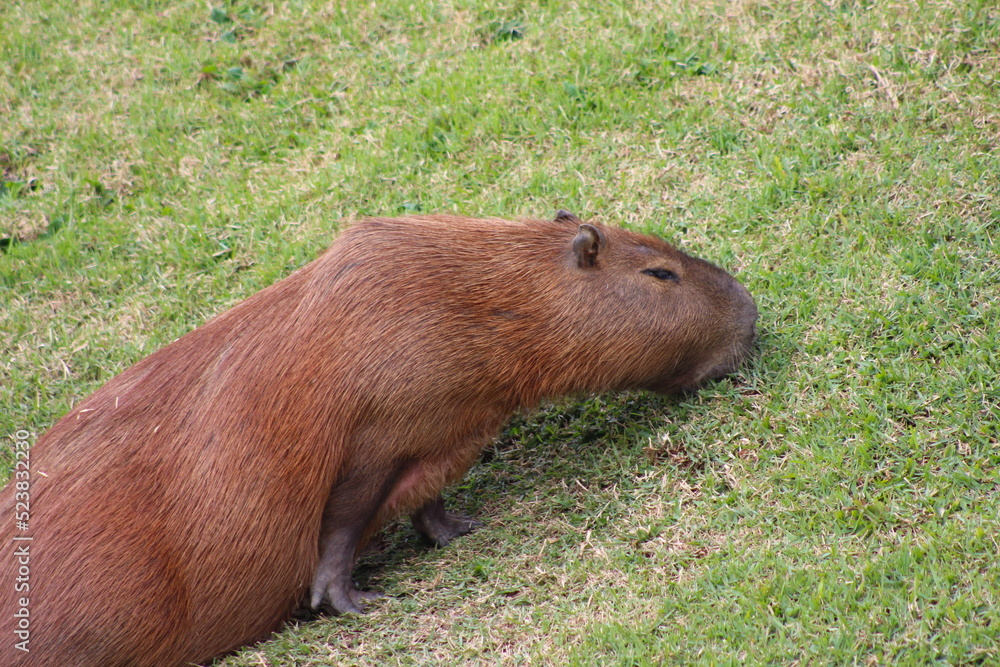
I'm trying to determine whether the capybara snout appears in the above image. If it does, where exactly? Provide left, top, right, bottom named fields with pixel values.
left=664, top=258, right=758, bottom=391
left=1, top=212, right=756, bottom=667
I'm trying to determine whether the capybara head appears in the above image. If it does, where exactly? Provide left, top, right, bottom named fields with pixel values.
left=552, top=209, right=757, bottom=394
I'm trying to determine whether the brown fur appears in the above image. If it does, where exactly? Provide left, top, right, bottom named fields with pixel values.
left=0, top=214, right=756, bottom=666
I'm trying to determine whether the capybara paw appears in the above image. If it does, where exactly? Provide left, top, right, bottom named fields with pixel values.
left=414, top=510, right=483, bottom=547
left=310, top=576, right=380, bottom=615
left=351, top=589, right=384, bottom=604
left=438, top=512, right=483, bottom=546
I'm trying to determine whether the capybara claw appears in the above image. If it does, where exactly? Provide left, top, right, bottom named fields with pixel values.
left=311, top=582, right=378, bottom=615
left=412, top=496, right=484, bottom=547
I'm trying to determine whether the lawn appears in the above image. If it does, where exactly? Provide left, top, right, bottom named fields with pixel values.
left=2, top=0, right=998, bottom=664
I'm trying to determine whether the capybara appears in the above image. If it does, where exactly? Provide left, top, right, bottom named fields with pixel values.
left=0, top=211, right=756, bottom=666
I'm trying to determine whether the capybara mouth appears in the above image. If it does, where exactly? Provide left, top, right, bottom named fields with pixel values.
left=677, top=333, right=758, bottom=394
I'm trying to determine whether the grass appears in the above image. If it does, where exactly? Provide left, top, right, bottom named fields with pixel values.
left=2, top=0, right=999, bottom=664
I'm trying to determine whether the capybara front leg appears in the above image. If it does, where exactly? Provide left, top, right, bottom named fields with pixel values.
left=311, top=467, right=397, bottom=614
left=411, top=494, right=482, bottom=547
left=310, top=525, right=379, bottom=614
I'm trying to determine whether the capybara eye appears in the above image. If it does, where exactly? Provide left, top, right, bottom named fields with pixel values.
left=642, top=268, right=679, bottom=282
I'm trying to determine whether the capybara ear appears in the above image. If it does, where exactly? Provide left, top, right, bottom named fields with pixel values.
left=572, top=224, right=606, bottom=268
left=555, top=209, right=583, bottom=224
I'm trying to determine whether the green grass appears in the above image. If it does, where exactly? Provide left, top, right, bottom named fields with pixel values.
left=2, top=0, right=999, bottom=664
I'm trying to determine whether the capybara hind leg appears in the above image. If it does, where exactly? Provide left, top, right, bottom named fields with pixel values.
left=411, top=495, right=482, bottom=547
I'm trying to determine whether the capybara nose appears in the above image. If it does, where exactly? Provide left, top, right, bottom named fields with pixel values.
left=740, top=288, right=759, bottom=344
